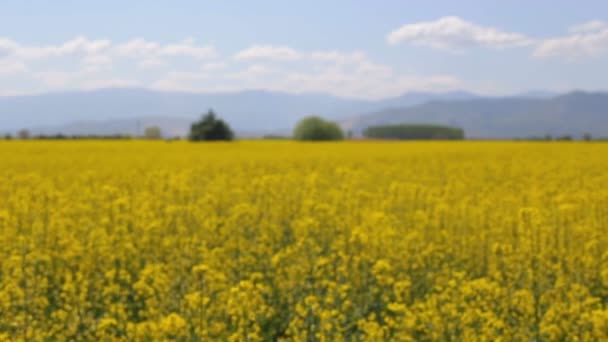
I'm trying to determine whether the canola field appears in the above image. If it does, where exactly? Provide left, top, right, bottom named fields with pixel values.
left=1, top=140, right=608, bottom=341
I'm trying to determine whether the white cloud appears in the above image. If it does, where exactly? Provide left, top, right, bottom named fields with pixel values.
left=167, top=71, right=210, bottom=82
left=308, top=50, right=393, bottom=82
left=13, top=36, right=112, bottom=59
left=0, top=36, right=214, bottom=73
left=0, top=89, right=28, bottom=97
left=37, top=71, right=74, bottom=87
left=569, top=20, right=607, bottom=34
left=58, top=37, right=111, bottom=56
left=150, top=71, right=212, bottom=92
left=227, top=64, right=276, bottom=80
left=278, top=67, right=459, bottom=99
left=0, top=37, right=470, bottom=99
left=310, top=50, right=367, bottom=64
left=81, top=78, right=142, bottom=90
left=201, top=62, right=226, bottom=71
left=114, top=39, right=160, bottom=57
left=0, top=38, right=19, bottom=58
left=138, top=58, right=166, bottom=69
left=114, top=38, right=216, bottom=59
left=159, top=38, right=217, bottom=58
left=222, top=48, right=459, bottom=99
left=83, top=54, right=112, bottom=67
left=0, top=59, right=27, bottom=75
left=396, top=75, right=462, bottom=91
left=387, top=16, right=533, bottom=51
left=36, top=69, right=141, bottom=91
left=534, top=20, right=608, bottom=59
left=234, top=45, right=301, bottom=61
left=309, top=51, right=395, bottom=89
left=355, top=60, right=393, bottom=78
left=218, top=48, right=445, bottom=99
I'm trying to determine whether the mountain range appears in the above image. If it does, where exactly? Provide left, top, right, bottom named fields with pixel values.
left=0, top=88, right=482, bottom=136
left=0, top=88, right=606, bottom=138
left=343, top=91, right=608, bottom=138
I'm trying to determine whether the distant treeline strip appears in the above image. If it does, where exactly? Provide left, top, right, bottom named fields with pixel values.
left=21, top=134, right=134, bottom=140
left=363, top=124, right=465, bottom=140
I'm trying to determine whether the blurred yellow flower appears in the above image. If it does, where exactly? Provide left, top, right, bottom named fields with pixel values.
left=0, top=140, right=606, bottom=340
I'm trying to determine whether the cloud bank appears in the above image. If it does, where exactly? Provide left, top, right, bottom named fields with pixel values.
left=1, top=17, right=607, bottom=99
left=533, top=20, right=608, bottom=59
left=387, top=16, right=533, bottom=51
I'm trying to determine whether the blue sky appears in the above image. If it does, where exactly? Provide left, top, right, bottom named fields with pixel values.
left=0, top=1, right=607, bottom=98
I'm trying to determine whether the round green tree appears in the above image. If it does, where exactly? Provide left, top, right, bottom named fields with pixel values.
left=293, top=116, right=344, bottom=141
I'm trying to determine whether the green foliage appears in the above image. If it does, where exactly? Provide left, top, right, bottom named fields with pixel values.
left=143, top=126, right=162, bottom=139
left=363, top=124, right=465, bottom=140
left=262, top=134, right=289, bottom=140
left=293, top=116, right=344, bottom=141
left=31, top=134, right=133, bottom=140
left=17, top=129, right=30, bottom=140
left=189, top=110, right=234, bottom=141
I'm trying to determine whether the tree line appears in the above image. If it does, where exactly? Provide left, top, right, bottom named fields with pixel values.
left=363, top=124, right=465, bottom=140
left=5, top=108, right=606, bottom=141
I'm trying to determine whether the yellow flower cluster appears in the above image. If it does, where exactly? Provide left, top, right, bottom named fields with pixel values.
left=0, top=140, right=607, bottom=340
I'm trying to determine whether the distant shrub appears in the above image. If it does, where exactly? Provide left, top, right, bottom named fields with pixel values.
left=583, top=133, right=593, bottom=141
left=363, top=124, right=465, bottom=140
left=17, top=129, right=30, bottom=140
left=144, top=126, right=162, bottom=139
left=262, top=134, right=289, bottom=140
left=33, top=134, right=68, bottom=139
left=293, top=116, right=344, bottom=141
left=519, top=135, right=555, bottom=141
left=189, top=110, right=234, bottom=141
left=31, top=134, right=133, bottom=140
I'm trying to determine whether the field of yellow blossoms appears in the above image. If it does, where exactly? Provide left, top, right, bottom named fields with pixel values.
left=1, top=140, right=608, bottom=341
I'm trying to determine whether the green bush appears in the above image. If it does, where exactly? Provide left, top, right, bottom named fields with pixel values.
left=143, top=126, right=162, bottom=139
left=262, top=134, right=289, bottom=140
left=363, top=124, right=465, bottom=140
left=189, top=110, right=234, bottom=141
left=293, top=116, right=344, bottom=141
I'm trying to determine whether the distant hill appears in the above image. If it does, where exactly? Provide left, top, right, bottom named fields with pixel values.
left=2, top=88, right=606, bottom=138
left=32, top=117, right=195, bottom=138
left=372, top=90, right=479, bottom=108
left=0, top=88, right=480, bottom=136
left=342, top=91, right=608, bottom=139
